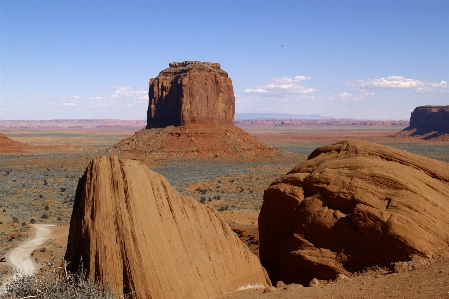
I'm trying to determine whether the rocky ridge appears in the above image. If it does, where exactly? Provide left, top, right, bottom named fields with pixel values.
left=65, top=155, right=270, bottom=299
left=259, top=140, right=449, bottom=285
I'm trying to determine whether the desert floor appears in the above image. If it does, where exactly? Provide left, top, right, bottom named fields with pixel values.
left=1, top=123, right=449, bottom=298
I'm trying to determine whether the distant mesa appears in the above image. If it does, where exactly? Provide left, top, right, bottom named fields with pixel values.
left=65, top=155, right=270, bottom=298
left=259, top=140, right=449, bottom=285
left=394, top=105, right=449, bottom=141
left=113, top=61, right=278, bottom=160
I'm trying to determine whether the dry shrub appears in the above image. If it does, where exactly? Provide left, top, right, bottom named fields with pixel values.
left=2, top=262, right=129, bottom=299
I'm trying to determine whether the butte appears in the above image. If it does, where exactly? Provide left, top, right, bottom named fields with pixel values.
left=113, top=61, right=278, bottom=161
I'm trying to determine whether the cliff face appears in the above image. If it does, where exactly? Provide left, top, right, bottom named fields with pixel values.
left=409, top=105, right=449, bottom=132
left=147, top=61, right=235, bottom=128
left=393, top=106, right=449, bottom=140
left=259, top=140, right=449, bottom=285
left=65, top=156, right=270, bottom=299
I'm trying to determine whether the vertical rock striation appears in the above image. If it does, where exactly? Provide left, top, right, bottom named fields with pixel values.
left=65, top=155, right=270, bottom=299
left=147, top=61, right=235, bottom=128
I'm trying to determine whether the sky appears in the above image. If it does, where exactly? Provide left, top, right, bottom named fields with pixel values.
left=1, top=0, right=448, bottom=120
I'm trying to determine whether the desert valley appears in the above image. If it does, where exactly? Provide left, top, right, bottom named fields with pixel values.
left=1, top=62, right=449, bottom=299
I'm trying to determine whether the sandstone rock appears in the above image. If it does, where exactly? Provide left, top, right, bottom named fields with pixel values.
left=65, top=156, right=270, bottom=299
left=147, top=61, right=234, bottom=128
left=259, top=140, right=449, bottom=285
left=394, top=105, right=449, bottom=140
left=113, top=61, right=278, bottom=160
left=0, top=133, right=28, bottom=153
left=263, top=286, right=276, bottom=293
left=309, top=278, right=320, bottom=287
left=276, top=280, right=287, bottom=289
left=113, top=123, right=279, bottom=161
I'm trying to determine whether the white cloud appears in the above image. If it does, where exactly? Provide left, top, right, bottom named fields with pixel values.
left=244, top=76, right=317, bottom=97
left=110, top=86, right=148, bottom=102
left=415, top=80, right=449, bottom=94
left=345, top=76, right=449, bottom=94
left=70, top=96, right=82, bottom=100
left=62, top=102, right=76, bottom=106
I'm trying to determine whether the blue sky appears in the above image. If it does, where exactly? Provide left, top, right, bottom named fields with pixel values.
left=1, top=0, right=448, bottom=120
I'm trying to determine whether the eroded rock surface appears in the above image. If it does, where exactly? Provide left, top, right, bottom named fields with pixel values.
left=147, top=61, right=234, bottom=128
left=114, top=61, right=278, bottom=160
left=65, top=155, right=270, bottom=299
left=0, top=133, right=28, bottom=153
left=259, top=140, right=449, bottom=285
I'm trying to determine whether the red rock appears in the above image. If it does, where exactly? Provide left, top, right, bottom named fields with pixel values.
left=114, top=61, right=279, bottom=160
left=65, top=156, right=270, bottom=299
left=147, top=61, right=235, bottom=128
left=394, top=105, right=449, bottom=140
left=259, top=140, right=449, bottom=285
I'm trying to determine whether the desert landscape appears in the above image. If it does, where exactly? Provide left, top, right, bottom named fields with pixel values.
left=0, top=62, right=448, bottom=298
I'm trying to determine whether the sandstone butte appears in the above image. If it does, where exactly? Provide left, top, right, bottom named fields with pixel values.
left=65, top=155, right=271, bottom=299
left=113, top=61, right=278, bottom=160
left=394, top=105, right=449, bottom=141
left=0, top=132, right=28, bottom=153
left=259, top=140, right=449, bottom=285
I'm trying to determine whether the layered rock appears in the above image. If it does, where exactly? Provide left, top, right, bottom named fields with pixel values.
left=113, top=61, right=278, bottom=160
left=259, top=140, right=449, bottom=285
left=65, top=156, right=270, bottom=299
left=394, top=106, right=449, bottom=140
left=147, top=61, right=235, bottom=128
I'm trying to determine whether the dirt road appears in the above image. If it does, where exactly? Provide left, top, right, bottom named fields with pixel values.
left=0, top=224, right=55, bottom=294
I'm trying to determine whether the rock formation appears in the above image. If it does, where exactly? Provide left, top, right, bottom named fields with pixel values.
left=259, top=140, right=449, bottom=285
left=0, top=133, right=28, bottom=153
left=65, top=155, right=270, bottom=298
left=394, top=105, right=449, bottom=140
left=147, top=61, right=234, bottom=128
left=113, top=61, right=278, bottom=160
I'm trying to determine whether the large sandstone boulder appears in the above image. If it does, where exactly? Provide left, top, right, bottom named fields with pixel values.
left=65, top=156, right=270, bottom=298
left=394, top=105, right=449, bottom=140
left=259, top=140, right=449, bottom=285
left=147, top=61, right=235, bottom=128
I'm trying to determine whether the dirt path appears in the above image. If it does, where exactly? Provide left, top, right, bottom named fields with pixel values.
left=0, top=224, right=55, bottom=294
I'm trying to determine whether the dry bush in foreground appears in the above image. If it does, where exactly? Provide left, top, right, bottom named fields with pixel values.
left=2, top=264, right=129, bottom=299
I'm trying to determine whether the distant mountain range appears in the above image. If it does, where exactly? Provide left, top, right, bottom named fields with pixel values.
left=234, top=113, right=325, bottom=119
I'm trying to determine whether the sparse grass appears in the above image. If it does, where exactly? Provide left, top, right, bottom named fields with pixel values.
left=2, top=263, right=129, bottom=299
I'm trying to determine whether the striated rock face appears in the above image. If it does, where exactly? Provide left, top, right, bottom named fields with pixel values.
left=147, top=61, right=235, bottom=128
left=259, top=140, right=449, bottom=285
left=65, top=156, right=270, bottom=299
left=394, top=106, right=449, bottom=140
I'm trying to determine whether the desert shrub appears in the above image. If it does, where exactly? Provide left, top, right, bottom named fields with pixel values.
left=57, top=216, right=62, bottom=221
left=41, top=213, right=48, bottom=219
left=4, top=264, right=130, bottom=299
left=12, top=216, right=19, bottom=222
left=30, top=219, right=36, bottom=224
left=45, top=205, right=49, bottom=211
left=22, top=222, right=26, bottom=227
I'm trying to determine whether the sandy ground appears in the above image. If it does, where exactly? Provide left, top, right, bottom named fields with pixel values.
left=0, top=224, right=57, bottom=294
